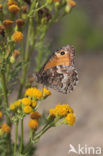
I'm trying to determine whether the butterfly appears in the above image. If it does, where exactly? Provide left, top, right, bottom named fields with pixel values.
left=34, top=45, right=78, bottom=94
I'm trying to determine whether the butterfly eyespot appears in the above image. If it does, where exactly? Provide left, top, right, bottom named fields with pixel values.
left=60, top=51, right=65, bottom=55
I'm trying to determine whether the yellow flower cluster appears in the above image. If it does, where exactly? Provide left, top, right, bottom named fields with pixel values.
left=49, top=104, right=76, bottom=126
left=1, top=123, right=10, bottom=133
left=49, top=104, right=73, bottom=117
left=10, top=97, right=37, bottom=114
left=25, top=88, right=42, bottom=100
left=21, top=97, right=37, bottom=113
left=10, top=87, right=51, bottom=116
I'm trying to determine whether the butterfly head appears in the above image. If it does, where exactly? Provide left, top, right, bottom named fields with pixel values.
left=55, top=45, right=75, bottom=59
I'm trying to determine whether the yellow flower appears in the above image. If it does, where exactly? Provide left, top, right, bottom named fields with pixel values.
left=65, top=113, right=76, bottom=126
left=24, top=106, right=33, bottom=114
left=31, top=100, right=37, bottom=107
left=63, top=104, right=74, bottom=113
left=43, top=88, right=51, bottom=97
left=8, top=0, right=18, bottom=6
left=10, top=103, right=16, bottom=110
left=25, top=88, right=42, bottom=100
left=12, top=31, right=24, bottom=42
left=30, top=112, right=41, bottom=119
left=22, top=98, right=31, bottom=106
left=55, top=104, right=71, bottom=116
left=14, top=100, right=21, bottom=107
left=3, top=19, right=13, bottom=28
left=49, top=109, right=56, bottom=116
left=1, top=123, right=10, bottom=133
left=28, top=119, right=38, bottom=129
left=9, top=4, right=20, bottom=13
left=0, top=112, right=3, bottom=118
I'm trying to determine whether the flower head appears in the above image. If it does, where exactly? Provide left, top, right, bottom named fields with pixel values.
left=30, top=112, right=41, bottom=119
left=65, top=113, right=76, bottom=126
left=8, top=0, right=18, bottom=6
left=28, top=119, right=38, bottom=129
left=22, top=5, right=28, bottom=13
left=43, top=88, right=51, bottom=98
left=10, top=103, right=16, bottom=110
left=49, top=109, right=56, bottom=116
left=3, top=19, right=14, bottom=28
left=14, top=100, right=21, bottom=107
left=22, top=98, right=31, bottom=106
left=55, top=104, right=71, bottom=116
left=16, top=19, right=25, bottom=27
left=12, top=31, right=24, bottom=42
left=1, top=123, right=10, bottom=133
left=31, top=100, right=37, bottom=107
left=25, top=88, right=42, bottom=100
left=3, top=19, right=13, bottom=29
left=0, top=112, right=3, bottom=118
left=9, top=4, right=20, bottom=13
left=24, top=106, right=33, bottom=114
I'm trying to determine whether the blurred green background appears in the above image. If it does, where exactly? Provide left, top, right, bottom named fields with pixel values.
left=49, top=1, right=103, bottom=53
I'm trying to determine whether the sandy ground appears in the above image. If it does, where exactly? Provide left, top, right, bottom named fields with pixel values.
left=34, top=53, right=103, bottom=156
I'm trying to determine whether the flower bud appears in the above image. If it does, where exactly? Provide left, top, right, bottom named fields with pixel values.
left=12, top=50, right=20, bottom=58
left=16, top=19, right=25, bottom=27
left=10, top=56, right=16, bottom=64
left=65, top=5, right=71, bottom=13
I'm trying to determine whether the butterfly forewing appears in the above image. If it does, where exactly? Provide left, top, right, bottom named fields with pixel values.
left=36, top=45, right=78, bottom=94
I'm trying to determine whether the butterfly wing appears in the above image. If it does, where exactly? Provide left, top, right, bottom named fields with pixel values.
left=36, top=45, right=78, bottom=94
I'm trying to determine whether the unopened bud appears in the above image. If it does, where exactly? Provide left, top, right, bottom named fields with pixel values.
left=10, top=56, right=16, bottom=64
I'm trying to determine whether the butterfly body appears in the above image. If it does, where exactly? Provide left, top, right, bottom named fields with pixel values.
left=35, top=45, right=78, bottom=94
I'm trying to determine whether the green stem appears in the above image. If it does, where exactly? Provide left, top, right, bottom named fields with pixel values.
left=0, top=70, right=11, bottom=125
left=19, top=118, right=24, bottom=153
left=1, top=71, right=8, bottom=107
left=17, top=18, right=33, bottom=99
left=13, top=120, right=19, bottom=156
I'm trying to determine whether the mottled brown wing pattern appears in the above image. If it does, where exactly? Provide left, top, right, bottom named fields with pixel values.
left=37, top=65, right=78, bottom=94
left=35, top=45, right=78, bottom=94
